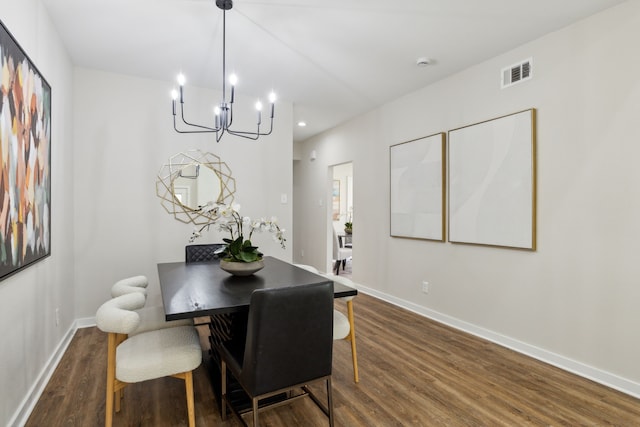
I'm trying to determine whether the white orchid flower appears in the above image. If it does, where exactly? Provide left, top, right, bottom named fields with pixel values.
left=220, top=204, right=234, bottom=218
left=187, top=200, right=286, bottom=251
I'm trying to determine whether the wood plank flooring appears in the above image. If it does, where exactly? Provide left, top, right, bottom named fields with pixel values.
left=26, top=293, right=640, bottom=426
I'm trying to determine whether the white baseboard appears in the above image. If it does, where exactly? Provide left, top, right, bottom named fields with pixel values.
left=75, top=316, right=96, bottom=329
left=9, top=321, right=78, bottom=427
left=357, top=285, right=640, bottom=399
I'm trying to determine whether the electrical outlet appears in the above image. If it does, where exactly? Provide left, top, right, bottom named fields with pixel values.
left=55, top=308, right=60, bottom=326
left=301, top=249, right=305, bottom=257
left=422, top=281, right=429, bottom=293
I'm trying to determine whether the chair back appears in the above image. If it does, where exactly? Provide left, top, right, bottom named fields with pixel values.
left=332, top=228, right=340, bottom=259
left=323, top=273, right=357, bottom=302
left=110, top=275, right=149, bottom=298
left=96, top=292, right=146, bottom=334
left=241, top=282, right=334, bottom=396
left=185, top=243, right=225, bottom=263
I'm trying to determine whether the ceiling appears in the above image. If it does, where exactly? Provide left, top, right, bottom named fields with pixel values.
left=41, top=0, right=625, bottom=143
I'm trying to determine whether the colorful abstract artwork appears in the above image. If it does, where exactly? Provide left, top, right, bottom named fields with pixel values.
left=0, top=20, right=51, bottom=281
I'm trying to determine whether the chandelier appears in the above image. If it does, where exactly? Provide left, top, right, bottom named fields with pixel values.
left=171, top=0, right=276, bottom=142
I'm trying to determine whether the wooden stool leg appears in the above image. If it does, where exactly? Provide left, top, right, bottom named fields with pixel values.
left=184, top=371, right=196, bottom=427
left=346, top=300, right=359, bottom=383
left=105, top=333, right=117, bottom=427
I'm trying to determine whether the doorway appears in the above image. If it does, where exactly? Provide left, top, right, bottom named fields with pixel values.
left=329, top=162, right=353, bottom=278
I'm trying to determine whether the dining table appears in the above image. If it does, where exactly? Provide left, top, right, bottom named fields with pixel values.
left=158, top=256, right=358, bottom=321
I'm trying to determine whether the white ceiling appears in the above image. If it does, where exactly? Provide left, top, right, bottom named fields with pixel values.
left=41, top=0, right=625, bottom=142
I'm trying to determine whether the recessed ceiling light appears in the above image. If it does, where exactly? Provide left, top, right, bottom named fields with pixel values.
left=298, top=121, right=307, bottom=127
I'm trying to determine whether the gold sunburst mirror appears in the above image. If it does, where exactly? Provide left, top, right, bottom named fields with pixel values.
left=156, top=149, right=236, bottom=225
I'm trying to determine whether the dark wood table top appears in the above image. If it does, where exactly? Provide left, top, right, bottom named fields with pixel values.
left=158, top=256, right=358, bottom=320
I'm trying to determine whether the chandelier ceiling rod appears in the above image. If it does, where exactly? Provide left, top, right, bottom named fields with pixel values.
left=171, top=0, right=276, bottom=142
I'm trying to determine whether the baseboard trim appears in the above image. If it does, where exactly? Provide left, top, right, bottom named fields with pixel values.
left=9, top=321, right=78, bottom=427
left=357, top=285, right=640, bottom=399
left=75, top=316, right=96, bottom=329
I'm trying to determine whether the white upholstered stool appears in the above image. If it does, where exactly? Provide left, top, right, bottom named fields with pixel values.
left=322, top=273, right=359, bottom=383
left=110, top=275, right=193, bottom=335
left=293, top=263, right=321, bottom=274
left=96, top=293, right=202, bottom=427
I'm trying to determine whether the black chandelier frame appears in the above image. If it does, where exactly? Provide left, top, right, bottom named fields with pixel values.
left=171, top=0, right=275, bottom=142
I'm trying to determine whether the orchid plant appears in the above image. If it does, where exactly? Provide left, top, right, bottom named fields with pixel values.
left=190, top=202, right=286, bottom=263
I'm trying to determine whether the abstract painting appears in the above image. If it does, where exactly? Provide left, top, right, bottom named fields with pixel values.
left=390, top=133, right=445, bottom=241
left=0, top=19, right=52, bottom=281
left=448, top=109, right=536, bottom=250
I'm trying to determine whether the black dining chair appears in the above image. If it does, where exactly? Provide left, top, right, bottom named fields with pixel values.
left=185, top=243, right=226, bottom=329
left=185, top=243, right=225, bottom=263
left=219, top=282, right=335, bottom=427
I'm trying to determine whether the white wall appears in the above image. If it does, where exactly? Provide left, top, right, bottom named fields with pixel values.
left=0, top=1, right=75, bottom=425
left=294, top=1, right=640, bottom=395
left=72, top=68, right=293, bottom=318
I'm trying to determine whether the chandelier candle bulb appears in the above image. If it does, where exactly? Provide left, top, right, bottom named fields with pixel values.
left=269, top=92, right=276, bottom=118
left=255, top=101, right=262, bottom=125
left=214, top=107, right=221, bottom=128
left=229, top=75, right=236, bottom=102
left=177, top=74, right=186, bottom=103
left=171, top=90, right=178, bottom=115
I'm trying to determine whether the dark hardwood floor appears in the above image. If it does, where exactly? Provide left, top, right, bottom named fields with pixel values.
left=26, top=293, right=640, bottom=426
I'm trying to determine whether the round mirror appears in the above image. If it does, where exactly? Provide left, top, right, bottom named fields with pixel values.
left=172, top=164, right=221, bottom=210
left=156, top=149, right=236, bottom=225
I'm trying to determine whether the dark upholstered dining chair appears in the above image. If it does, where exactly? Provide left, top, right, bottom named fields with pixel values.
left=185, top=243, right=225, bottom=263
left=185, top=243, right=225, bottom=329
left=294, top=264, right=360, bottom=383
left=219, top=282, right=335, bottom=427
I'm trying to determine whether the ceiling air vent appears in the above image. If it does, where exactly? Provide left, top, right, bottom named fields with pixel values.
left=501, top=58, right=532, bottom=88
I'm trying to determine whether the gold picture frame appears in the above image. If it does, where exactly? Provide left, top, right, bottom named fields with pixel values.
left=448, top=109, right=537, bottom=250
